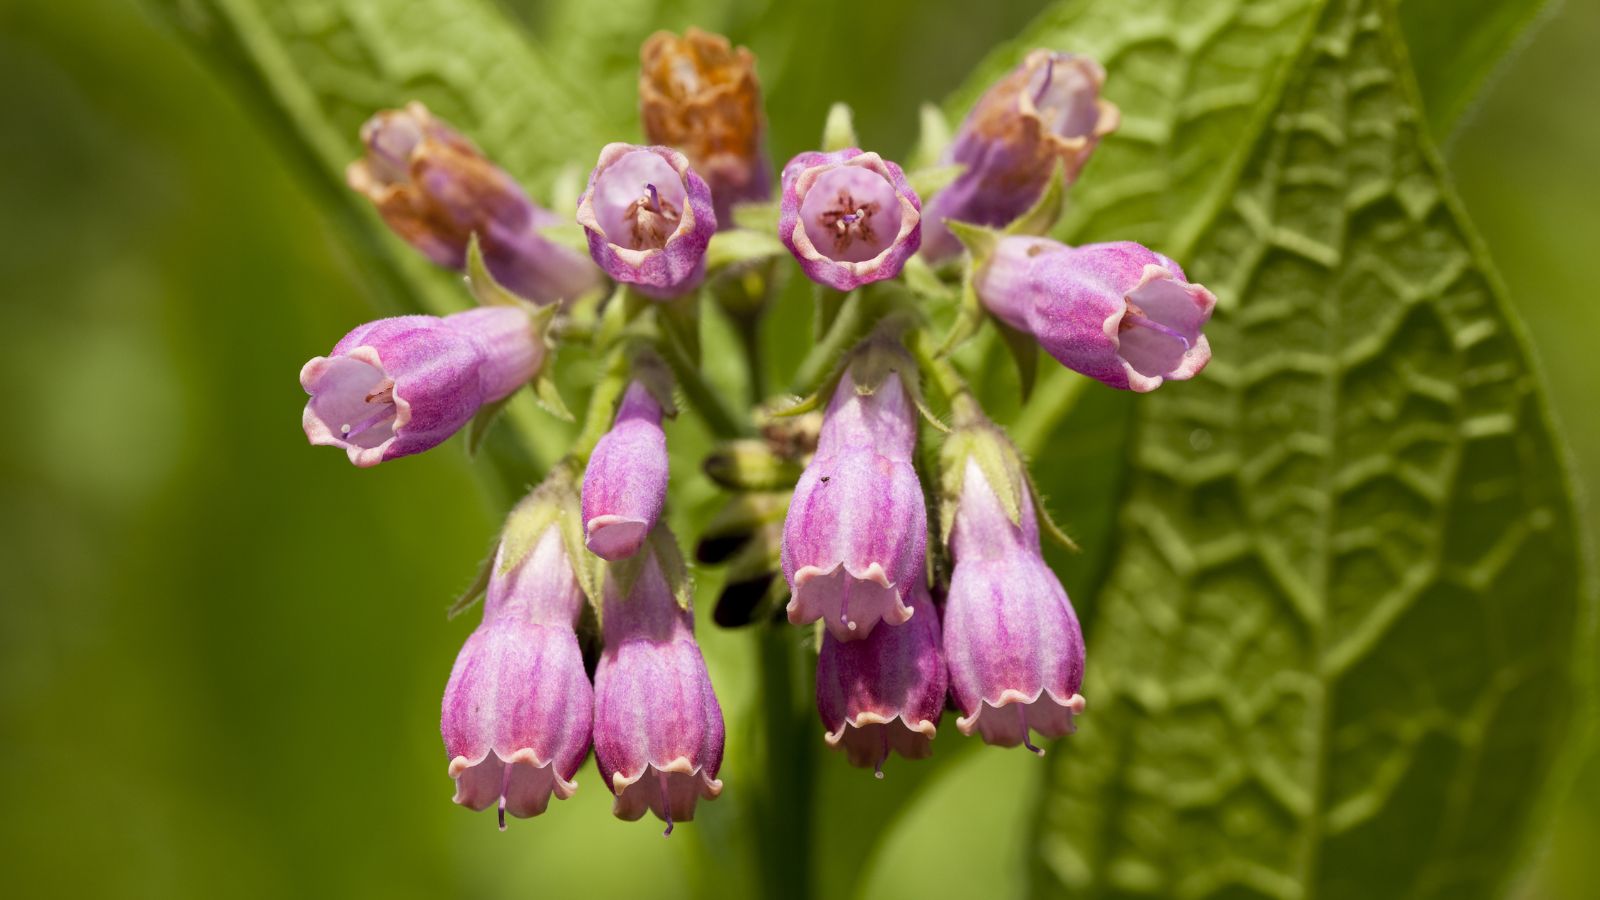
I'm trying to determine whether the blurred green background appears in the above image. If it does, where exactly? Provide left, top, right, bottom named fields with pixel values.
left=1, top=0, right=1595, bottom=896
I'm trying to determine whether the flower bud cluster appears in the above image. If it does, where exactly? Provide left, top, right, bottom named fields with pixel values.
left=300, top=28, right=1225, bottom=832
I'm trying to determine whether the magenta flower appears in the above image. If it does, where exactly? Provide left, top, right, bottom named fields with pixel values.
left=582, top=382, right=669, bottom=561
left=922, top=51, right=1118, bottom=262
left=782, top=369, right=927, bottom=641
left=592, top=530, right=724, bottom=833
left=347, top=102, right=602, bottom=304
left=442, top=523, right=593, bottom=826
left=942, top=453, right=1085, bottom=751
left=816, top=581, right=947, bottom=776
left=577, top=143, right=717, bottom=298
left=300, top=306, right=542, bottom=467
left=778, top=149, right=921, bottom=291
left=975, top=237, right=1215, bottom=392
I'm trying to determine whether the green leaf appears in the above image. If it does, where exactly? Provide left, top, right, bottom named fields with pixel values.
left=1398, top=0, right=1551, bottom=138
left=1030, top=3, right=1591, bottom=898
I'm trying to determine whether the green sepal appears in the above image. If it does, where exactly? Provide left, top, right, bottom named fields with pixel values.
left=707, top=228, right=787, bottom=271
left=767, top=389, right=828, bottom=419
left=495, top=472, right=573, bottom=578
left=1001, top=161, right=1066, bottom=237
left=731, top=200, right=780, bottom=233
left=993, top=316, right=1040, bottom=401
left=607, top=525, right=694, bottom=612
left=446, top=546, right=496, bottom=619
left=821, top=102, right=858, bottom=153
left=907, top=163, right=966, bottom=203
left=465, top=232, right=524, bottom=307
left=907, top=102, right=955, bottom=172
left=1025, top=464, right=1080, bottom=553
left=937, top=420, right=1027, bottom=544
left=532, top=369, right=575, bottom=422
left=703, top=439, right=805, bottom=491
left=465, top=392, right=515, bottom=456
left=945, top=219, right=999, bottom=264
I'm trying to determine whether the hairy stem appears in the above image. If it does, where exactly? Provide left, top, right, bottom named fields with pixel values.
left=753, top=625, right=816, bottom=900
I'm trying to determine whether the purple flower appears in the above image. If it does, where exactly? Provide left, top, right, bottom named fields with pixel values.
left=778, top=149, right=922, bottom=291
left=593, top=530, right=724, bottom=833
left=782, top=369, right=927, bottom=641
left=582, top=382, right=669, bottom=561
left=442, top=523, right=593, bottom=825
left=301, top=306, right=542, bottom=467
left=346, top=102, right=602, bottom=304
left=942, top=453, right=1085, bottom=751
left=816, top=581, right=947, bottom=776
left=975, top=237, right=1215, bottom=392
left=922, top=51, right=1119, bottom=262
left=639, top=28, right=772, bottom=228
left=577, top=143, right=717, bottom=298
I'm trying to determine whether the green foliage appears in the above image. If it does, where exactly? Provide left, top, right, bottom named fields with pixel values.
left=1026, top=2, right=1590, bottom=897
left=119, top=0, right=1591, bottom=897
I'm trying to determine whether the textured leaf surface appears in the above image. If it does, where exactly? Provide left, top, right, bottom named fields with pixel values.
left=1030, top=2, right=1589, bottom=898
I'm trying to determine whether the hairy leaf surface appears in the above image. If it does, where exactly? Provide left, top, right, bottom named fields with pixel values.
left=1029, top=2, right=1590, bottom=897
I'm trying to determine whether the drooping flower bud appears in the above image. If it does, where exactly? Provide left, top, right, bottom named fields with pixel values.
left=974, top=237, right=1215, bottom=392
left=301, top=306, right=543, bottom=467
left=583, top=382, right=669, bottom=561
left=921, top=51, right=1119, bottom=262
left=592, top=528, right=724, bottom=833
left=778, top=149, right=922, bottom=291
left=816, top=581, right=947, bottom=776
left=639, top=28, right=772, bottom=228
left=442, top=488, right=594, bottom=826
left=346, top=102, right=602, bottom=304
left=782, top=354, right=927, bottom=641
left=577, top=143, right=717, bottom=298
left=941, top=424, right=1085, bottom=751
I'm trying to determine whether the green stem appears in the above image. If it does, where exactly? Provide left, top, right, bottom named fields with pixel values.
left=658, top=333, right=746, bottom=439
left=791, top=291, right=867, bottom=395
left=735, top=313, right=767, bottom=407
left=753, top=626, right=815, bottom=900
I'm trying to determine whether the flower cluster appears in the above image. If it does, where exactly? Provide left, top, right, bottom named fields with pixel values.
left=303, top=28, right=1216, bottom=831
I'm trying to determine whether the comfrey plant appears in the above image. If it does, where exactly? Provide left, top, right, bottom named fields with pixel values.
left=303, top=29, right=1215, bottom=833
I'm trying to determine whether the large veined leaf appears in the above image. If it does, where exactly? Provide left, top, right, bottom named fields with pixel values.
left=1029, top=2, right=1591, bottom=898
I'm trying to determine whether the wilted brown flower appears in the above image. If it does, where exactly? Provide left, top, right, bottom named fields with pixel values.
left=639, top=28, right=772, bottom=228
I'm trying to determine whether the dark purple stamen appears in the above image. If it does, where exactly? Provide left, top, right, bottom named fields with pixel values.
left=646, top=183, right=662, bottom=214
